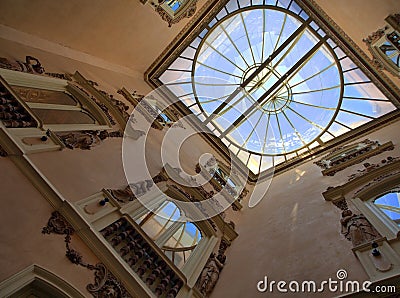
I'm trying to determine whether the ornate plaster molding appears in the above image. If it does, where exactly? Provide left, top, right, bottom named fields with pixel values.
left=56, top=130, right=123, bottom=150
left=42, top=211, right=131, bottom=298
left=314, top=140, right=394, bottom=176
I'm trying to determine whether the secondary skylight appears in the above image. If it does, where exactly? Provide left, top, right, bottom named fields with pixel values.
left=157, top=0, right=397, bottom=175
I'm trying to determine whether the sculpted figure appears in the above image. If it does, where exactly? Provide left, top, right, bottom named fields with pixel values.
left=198, top=253, right=224, bottom=295
left=341, top=210, right=380, bottom=246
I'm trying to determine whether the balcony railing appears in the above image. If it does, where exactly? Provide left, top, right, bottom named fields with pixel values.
left=101, top=217, right=186, bottom=298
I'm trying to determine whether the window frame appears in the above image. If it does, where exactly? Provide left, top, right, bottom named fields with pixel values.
left=0, top=68, right=112, bottom=132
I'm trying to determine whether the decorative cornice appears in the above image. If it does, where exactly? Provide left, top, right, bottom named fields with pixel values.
left=322, top=159, right=400, bottom=201
left=314, top=140, right=394, bottom=176
left=348, top=156, right=400, bottom=181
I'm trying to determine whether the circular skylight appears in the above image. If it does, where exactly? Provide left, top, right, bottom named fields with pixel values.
left=193, top=7, right=342, bottom=155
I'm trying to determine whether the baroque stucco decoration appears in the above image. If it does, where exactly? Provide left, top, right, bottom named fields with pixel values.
left=107, top=180, right=154, bottom=204
left=156, top=0, right=198, bottom=27
left=195, top=239, right=229, bottom=297
left=347, top=156, right=400, bottom=181
left=314, top=139, right=394, bottom=176
left=363, top=13, right=400, bottom=78
left=0, top=55, right=45, bottom=74
left=56, top=130, right=123, bottom=150
left=0, top=55, right=70, bottom=80
left=42, top=211, right=131, bottom=297
left=340, top=209, right=381, bottom=247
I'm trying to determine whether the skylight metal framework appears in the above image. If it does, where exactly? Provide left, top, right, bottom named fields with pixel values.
left=146, top=0, right=400, bottom=179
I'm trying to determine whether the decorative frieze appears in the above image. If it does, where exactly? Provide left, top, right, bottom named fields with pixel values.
left=348, top=156, right=399, bottom=181
left=56, top=130, right=123, bottom=150
left=314, top=140, right=394, bottom=176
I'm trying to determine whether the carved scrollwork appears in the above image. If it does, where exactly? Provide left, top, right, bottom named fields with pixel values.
left=0, top=55, right=45, bottom=74
left=87, top=263, right=131, bottom=298
left=41, top=211, right=74, bottom=235
left=42, top=212, right=131, bottom=297
left=363, top=27, right=387, bottom=45
left=332, top=198, right=349, bottom=211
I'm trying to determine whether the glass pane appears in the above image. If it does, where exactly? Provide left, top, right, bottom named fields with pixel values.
left=374, top=191, right=400, bottom=227
left=141, top=201, right=181, bottom=240
left=163, top=222, right=202, bottom=268
left=31, top=108, right=96, bottom=124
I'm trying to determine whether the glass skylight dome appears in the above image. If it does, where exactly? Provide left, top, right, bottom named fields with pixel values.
left=157, top=1, right=397, bottom=175
left=193, top=8, right=341, bottom=156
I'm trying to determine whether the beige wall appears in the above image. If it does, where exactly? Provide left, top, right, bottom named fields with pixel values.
left=0, top=158, right=99, bottom=295
left=211, top=120, right=400, bottom=298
